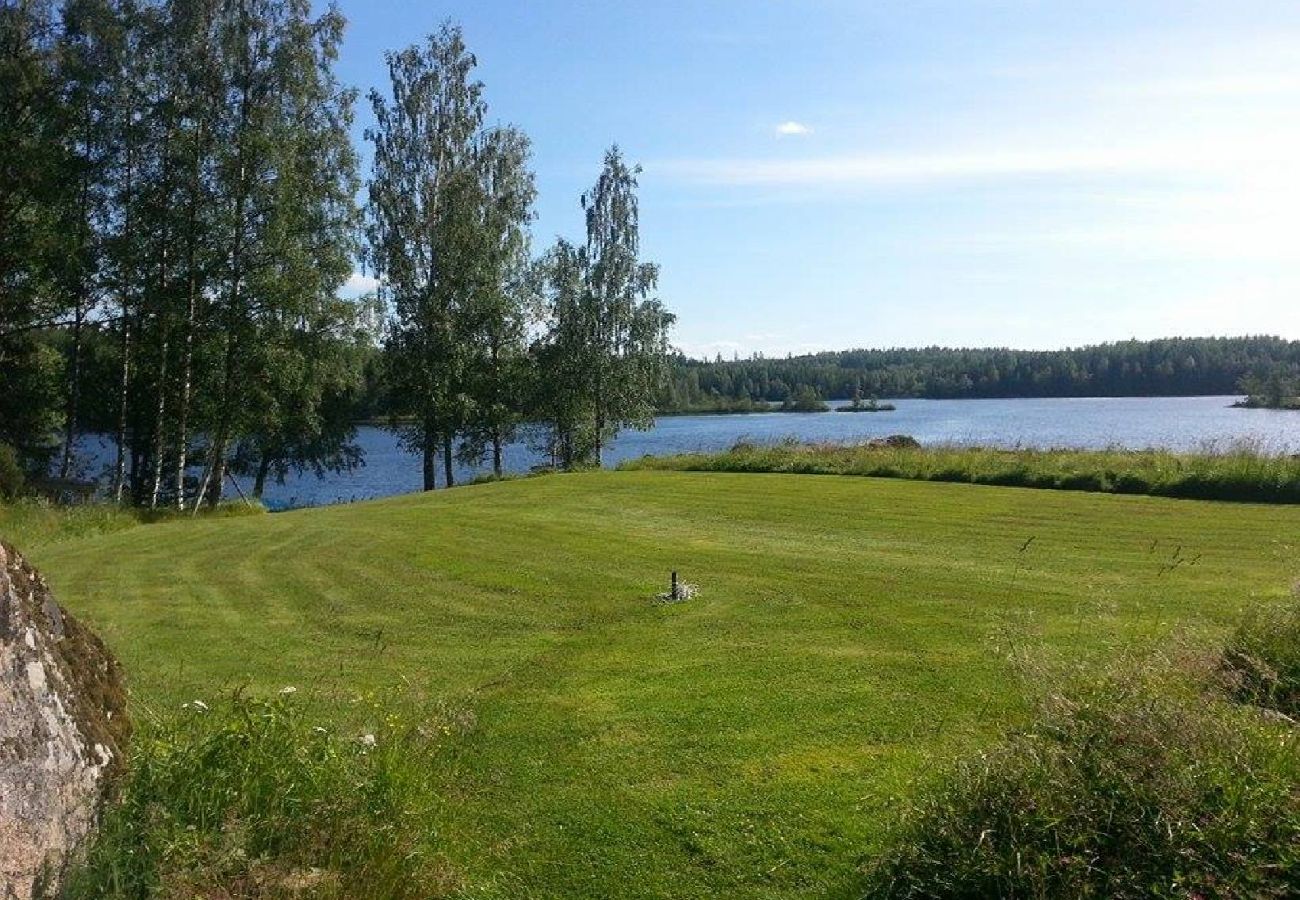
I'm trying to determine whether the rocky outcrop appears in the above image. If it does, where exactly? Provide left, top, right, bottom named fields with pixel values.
left=1, top=541, right=128, bottom=899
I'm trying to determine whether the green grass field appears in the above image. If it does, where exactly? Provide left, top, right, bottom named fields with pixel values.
left=12, top=471, right=1300, bottom=897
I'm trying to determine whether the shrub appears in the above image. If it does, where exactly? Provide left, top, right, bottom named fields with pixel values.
left=860, top=661, right=1300, bottom=899
left=67, top=691, right=445, bottom=899
left=0, top=442, right=25, bottom=499
left=1223, top=592, right=1300, bottom=719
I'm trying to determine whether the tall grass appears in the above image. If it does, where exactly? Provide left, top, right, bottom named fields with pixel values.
left=861, top=624, right=1300, bottom=898
left=0, top=498, right=265, bottom=549
left=67, top=691, right=448, bottom=899
left=1222, top=587, right=1300, bottom=719
left=623, top=438, right=1300, bottom=503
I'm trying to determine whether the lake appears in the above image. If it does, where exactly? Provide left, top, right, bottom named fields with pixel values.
left=73, top=396, right=1300, bottom=509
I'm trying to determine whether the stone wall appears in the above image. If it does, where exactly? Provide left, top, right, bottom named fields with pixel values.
left=0, top=541, right=128, bottom=899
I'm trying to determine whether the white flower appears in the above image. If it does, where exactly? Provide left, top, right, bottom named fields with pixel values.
left=358, top=733, right=376, bottom=748
left=279, top=686, right=297, bottom=695
left=312, top=726, right=328, bottom=734
left=192, top=700, right=209, bottom=712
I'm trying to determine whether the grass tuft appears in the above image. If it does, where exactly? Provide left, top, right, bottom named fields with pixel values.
left=1222, top=589, right=1300, bottom=719
left=66, top=691, right=448, bottom=899
left=861, top=653, right=1300, bottom=898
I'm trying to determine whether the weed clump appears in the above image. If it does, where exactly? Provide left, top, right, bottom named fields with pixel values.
left=1223, top=590, right=1300, bottom=719
left=860, top=658, right=1300, bottom=899
left=66, top=691, right=446, bottom=899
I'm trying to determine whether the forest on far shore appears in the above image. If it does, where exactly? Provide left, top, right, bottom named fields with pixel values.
left=657, top=335, right=1300, bottom=412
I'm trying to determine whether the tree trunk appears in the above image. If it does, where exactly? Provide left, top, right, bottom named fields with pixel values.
left=147, top=331, right=169, bottom=509
left=205, top=46, right=251, bottom=509
left=422, top=415, right=436, bottom=490
left=60, top=122, right=94, bottom=480
left=111, top=320, right=131, bottom=504
left=58, top=304, right=83, bottom=478
left=492, top=432, right=503, bottom=478
left=206, top=433, right=227, bottom=507
left=175, top=256, right=197, bottom=510
left=176, top=124, right=202, bottom=510
left=111, top=140, right=135, bottom=505
left=148, top=205, right=172, bottom=510
left=443, top=435, right=454, bottom=488
left=253, top=454, right=270, bottom=499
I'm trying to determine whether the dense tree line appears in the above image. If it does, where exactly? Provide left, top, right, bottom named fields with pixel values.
left=662, top=336, right=1300, bottom=410
left=0, top=5, right=673, bottom=502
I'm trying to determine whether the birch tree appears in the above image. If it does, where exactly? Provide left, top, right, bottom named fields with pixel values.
left=457, top=125, right=536, bottom=477
left=365, top=23, right=484, bottom=490
left=538, top=146, right=674, bottom=467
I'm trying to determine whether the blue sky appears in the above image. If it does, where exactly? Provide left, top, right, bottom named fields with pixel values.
left=334, top=0, right=1300, bottom=358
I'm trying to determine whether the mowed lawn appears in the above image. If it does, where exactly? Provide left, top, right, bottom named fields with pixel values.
left=19, top=471, right=1300, bottom=897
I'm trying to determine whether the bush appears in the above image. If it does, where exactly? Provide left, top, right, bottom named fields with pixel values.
left=1223, top=592, right=1300, bottom=719
left=67, top=691, right=445, bottom=899
left=0, top=442, right=25, bottom=499
left=861, top=661, right=1300, bottom=898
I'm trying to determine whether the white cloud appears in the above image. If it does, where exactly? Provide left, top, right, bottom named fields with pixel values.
left=676, top=334, right=824, bottom=360
left=340, top=272, right=380, bottom=297
left=774, top=120, right=811, bottom=137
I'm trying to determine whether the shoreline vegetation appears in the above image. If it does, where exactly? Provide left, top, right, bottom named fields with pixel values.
left=836, top=396, right=896, bottom=413
left=622, top=438, right=1300, bottom=504
left=1232, top=397, right=1300, bottom=410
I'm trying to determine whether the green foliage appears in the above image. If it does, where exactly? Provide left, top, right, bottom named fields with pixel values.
left=1223, top=591, right=1300, bottom=718
left=0, top=0, right=73, bottom=466
left=779, top=384, right=829, bottom=412
left=0, top=333, right=64, bottom=468
left=861, top=657, right=1300, bottom=898
left=625, top=440, right=1300, bottom=503
left=0, top=443, right=26, bottom=499
left=66, top=692, right=442, bottom=899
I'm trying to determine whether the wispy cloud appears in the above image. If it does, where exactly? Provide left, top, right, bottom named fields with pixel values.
left=774, top=120, right=812, bottom=137
left=1124, top=73, right=1300, bottom=98
left=653, top=130, right=1300, bottom=188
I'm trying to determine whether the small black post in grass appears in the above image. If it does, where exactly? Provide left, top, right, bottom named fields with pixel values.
left=671, top=570, right=679, bottom=601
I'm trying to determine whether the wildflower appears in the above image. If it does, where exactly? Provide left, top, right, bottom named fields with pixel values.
left=359, top=733, right=377, bottom=748
left=192, top=700, right=209, bottom=712
left=279, top=686, right=297, bottom=695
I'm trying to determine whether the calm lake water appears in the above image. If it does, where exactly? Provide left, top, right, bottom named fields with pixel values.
left=76, top=396, right=1300, bottom=509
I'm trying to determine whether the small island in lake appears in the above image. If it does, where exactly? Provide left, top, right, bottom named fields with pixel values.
left=836, top=389, right=896, bottom=413
left=778, top=386, right=831, bottom=412
left=1231, top=372, right=1300, bottom=410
